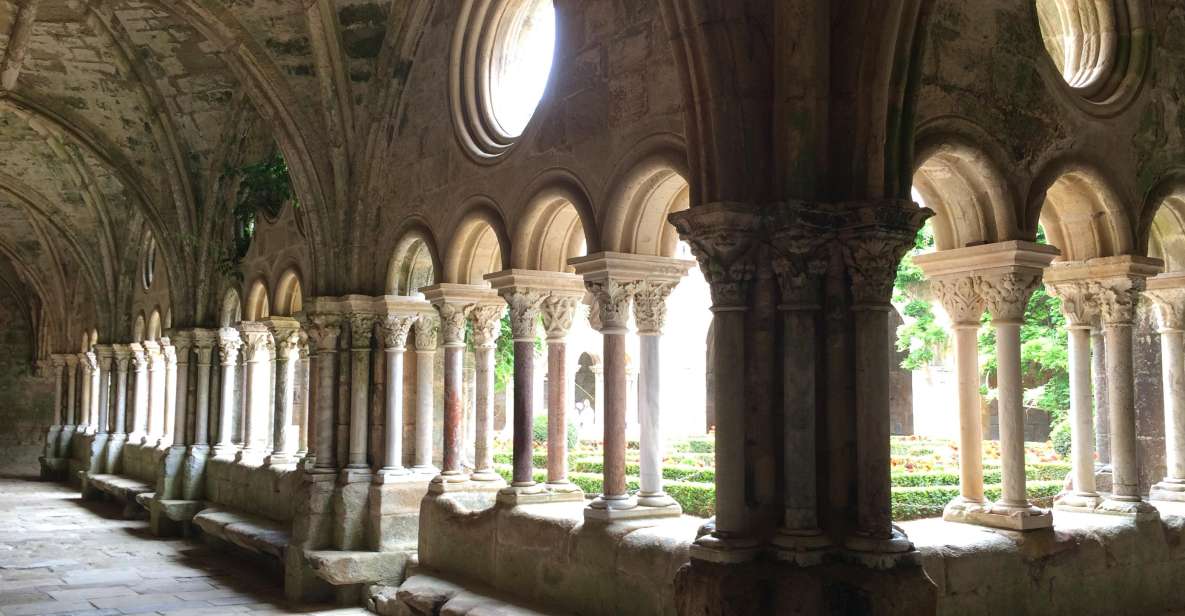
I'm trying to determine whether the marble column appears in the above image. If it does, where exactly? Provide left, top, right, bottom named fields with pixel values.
left=1147, top=281, right=1185, bottom=501
left=106, top=346, right=131, bottom=473
left=981, top=271, right=1053, bottom=529
left=143, top=341, right=162, bottom=445
left=412, top=316, right=438, bottom=473
left=345, top=313, right=375, bottom=474
left=1049, top=282, right=1103, bottom=511
left=584, top=279, right=635, bottom=516
left=95, top=346, right=113, bottom=435
left=190, top=332, right=216, bottom=449
left=295, top=335, right=311, bottom=459
left=46, top=356, right=64, bottom=458
left=633, top=279, right=684, bottom=514
left=61, top=355, right=79, bottom=454
left=836, top=201, right=930, bottom=554
left=266, top=321, right=302, bottom=467
left=160, top=342, right=178, bottom=447
left=129, top=344, right=149, bottom=444
left=78, top=353, right=92, bottom=434
left=378, top=314, right=417, bottom=477
left=306, top=316, right=341, bottom=473
left=238, top=323, right=273, bottom=462
left=170, top=334, right=193, bottom=450
left=471, top=304, right=505, bottom=483
left=1077, top=260, right=1161, bottom=519
left=214, top=329, right=242, bottom=459
left=431, top=301, right=470, bottom=488
left=1092, top=325, right=1111, bottom=467
left=769, top=230, right=832, bottom=559
left=541, top=294, right=580, bottom=493
left=494, top=290, right=541, bottom=499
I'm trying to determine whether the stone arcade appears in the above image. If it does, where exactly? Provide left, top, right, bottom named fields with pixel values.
left=4, top=1, right=1185, bottom=615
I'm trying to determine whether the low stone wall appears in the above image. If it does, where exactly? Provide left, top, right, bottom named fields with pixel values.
left=204, top=458, right=299, bottom=523
left=120, top=442, right=164, bottom=485
left=905, top=502, right=1185, bottom=616
left=417, top=493, right=698, bottom=616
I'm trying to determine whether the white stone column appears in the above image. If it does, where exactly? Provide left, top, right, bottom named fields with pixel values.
left=238, top=323, right=273, bottom=462
left=213, top=329, right=242, bottom=459
left=129, top=344, right=149, bottom=443
left=470, top=303, right=506, bottom=484
left=65, top=354, right=79, bottom=427
left=345, top=313, right=375, bottom=475
left=378, top=314, right=417, bottom=478
left=412, top=316, right=438, bottom=473
left=1149, top=280, right=1185, bottom=501
left=306, top=316, right=341, bottom=473
left=190, top=331, right=217, bottom=448
left=980, top=271, right=1053, bottom=529
left=94, top=346, right=114, bottom=435
left=633, top=278, right=684, bottom=514
left=143, top=341, right=163, bottom=445
left=46, top=355, right=65, bottom=458
left=266, top=320, right=302, bottom=467
left=171, top=334, right=193, bottom=450
left=86, top=351, right=100, bottom=434
left=106, top=346, right=131, bottom=474
left=77, top=353, right=92, bottom=434
left=295, top=335, right=311, bottom=459
left=1049, top=282, right=1102, bottom=511
left=160, top=342, right=178, bottom=447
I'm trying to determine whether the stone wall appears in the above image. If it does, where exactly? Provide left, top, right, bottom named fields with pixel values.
left=0, top=288, right=53, bottom=477
left=204, top=459, right=299, bottom=523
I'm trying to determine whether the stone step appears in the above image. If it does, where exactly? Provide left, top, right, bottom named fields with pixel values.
left=373, top=573, right=571, bottom=616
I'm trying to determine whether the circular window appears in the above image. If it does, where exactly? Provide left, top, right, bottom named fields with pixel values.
left=142, top=237, right=156, bottom=290
left=452, top=0, right=557, bottom=160
left=1034, top=0, right=1147, bottom=114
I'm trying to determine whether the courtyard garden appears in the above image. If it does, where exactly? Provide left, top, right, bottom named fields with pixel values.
left=492, top=429, right=1069, bottom=521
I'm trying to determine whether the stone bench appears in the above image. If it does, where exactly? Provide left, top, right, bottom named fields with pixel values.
left=83, top=473, right=154, bottom=518
left=192, top=506, right=291, bottom=561
left=373, top=573, right=569, bottom=616
left=306, top=550, right=412, bottom=587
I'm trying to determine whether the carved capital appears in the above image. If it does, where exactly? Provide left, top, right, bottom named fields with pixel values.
left=274, top=328, right=303, bottom=360
left=1092, top=277, right=1144, bottom=326
left=348, top=313, right=376, bottom=350
left=130, top=346, right=148, bottom=372
left=1146, top=288, right=1185, bottom=332
left=979, top=271, right=1041, bottom=323
left=838, top=200, right=932, bottom=308
left=217, top=328, right=243, bottom=365
left=414, top=314, right=440, bottom=351
left=81, top=352, right=98, bottom=372
left=585, top=279, right=635, bottom=332
left=541, top=294, right=579, bottom=340
left=769, top=202, right=835, bottom=308
left=633, top=280, right=679, bottom=335
left=503, top=291, right=544, bottom=342
left=305, top=315, right=341, bottom=353
left=668, top=203, right=762, bottom=309
left=64, top=354, right=79, bottom=368
left=930, top=276, right=985, bottom=326
left=470, top=304, right=507, bottom=347
left=242, top=330, right=274, bottom=362
left=380, top=315, right=419, bottom=350
left=1047, top=281, right=1097, bottom=328
left=161, top=344, right=178, bottom=366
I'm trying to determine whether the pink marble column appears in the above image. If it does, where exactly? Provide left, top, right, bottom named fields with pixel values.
left=542, top=294, right=580, bottom=493
left=585, top=280, right=635, bottom=515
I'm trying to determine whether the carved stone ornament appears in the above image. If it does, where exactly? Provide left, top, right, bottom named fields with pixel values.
left=113, top=346, right=132, bottom=373
left=1091, top=278, right=1144, bottom=326
left=979, top=271, right=1041, bottom=323
left=436, top=303, right=470, bottom=346
left=1146, top=288, right=1185, bottom=332
left=503, top=291, right=544, bottom=342
left=348, top=313, right=376, bottom=350
left=669, top=204, right=761, bottom=310
left=838, top=200, right=933, bottom=308
left=305, top=315, right=341, bottom=353
left=414, top=314, right=440, bottom=351
left=931, top=276, right=986, bottom=326
left=541, top=294, right=579, bottom=340
left=633, top=280, right=679, bottom=335
left=242, top=331, right=275, bottom=361
left=1047, top=281, right=1096, bottom=327
left=216, top=328, right=243, bottom=365
left=470, top=303, right=508, bottom=347
left=585, top=279, right=635, bottom=331
left=131, top=348, right=149, bottom=371
left=381, top=315, right=419, bottom=350
left=275, top=328, right=303, bottom=359
left=769, top=201, right=836, bottom=307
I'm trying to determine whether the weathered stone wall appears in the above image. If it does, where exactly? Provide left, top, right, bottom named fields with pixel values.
left=204, top=458, right=299, bottom=524
left=0, top=288, right=53, bottom=476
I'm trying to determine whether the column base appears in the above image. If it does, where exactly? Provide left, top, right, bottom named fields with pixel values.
left=339, top=467, right=373, bottom=484
left=772, top=529, right=831, bottom=567
left=211, top=444, right=238, bottom=460
left=496, top=483, right=549, bottom=506
left=411, top=464, right=439, bottom=475
left=636, top=491, right=680, bottom=509
left=966, top=503, right=1053, bottom=531
left=372, top=469, right=422, bottom=486
left=545, top=481, right=586, bottom=502
left=1097, top=497, right=1160, bottom=521
left=688, top=533, right=762, bottom=564
left=941, top=495, right=990, bottom=522
left=469, top=469, right=504, bottom=483
left=843, top=526, right=917, bottom=570
left=1054, top=491, right=1103, bottom=512
left=427, top=473, right=473, bottom=494
left=235, top=449, right=266, bottom=466
left=1150, top=480, right=1185, bottom=502
left=264, top=453, right=296, bottom=468
left=584, top=494, right=681, bottom=521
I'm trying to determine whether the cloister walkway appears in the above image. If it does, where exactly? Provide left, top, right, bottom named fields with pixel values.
left=0, top=476, right=365, bottom=616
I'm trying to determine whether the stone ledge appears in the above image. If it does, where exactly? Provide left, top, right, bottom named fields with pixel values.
left=376, top=573, right=570, bottom=616
left=193, top=506, right=291, bottom=560
left=306, top=550, right=412, bottom=586
left=85, top=473, right=154, bottom=505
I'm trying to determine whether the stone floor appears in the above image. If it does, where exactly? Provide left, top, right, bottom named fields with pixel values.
left=0, top=473, right=366, bottom=616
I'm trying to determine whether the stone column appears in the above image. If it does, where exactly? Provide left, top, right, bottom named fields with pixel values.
left=106, top=346, right=131, bottom=473
left=428, top=299, right=471, bottom=489
left=189, top=332, right=216, bottom=449
left=77, top=353, right=92, bottom=434
left=1092, top=325, right=1111, bottom=467
left=837, top=201, right=930, bottom=554
left=493, top=286, right=544, bottom=501
left=981, top=270, right=1053, bottom=529
left=584, top=279, right=634, bottom=516
left=238, top=323, right=273, bottom=462
left=213, top=329, right=242, bottom=459
left=129, top=344, right=149, bottom=443
left=46, top=355, right=64, bottom=458
left=769, top=225, right=831, bottom=560
left=471, top=304, right=506, bottom=484
left=541, top=293, right=580, bottom=494
left=306, top=316, right=341, bottom=473
left=412, top=316, right=438, bottom=473
left=61, top=354, right=79, bottom=453
left=266, top=320, right=302, bottom=467
left=378, top=314, right=417, bottom=477
left=296, top=335, right=311, bottom=459
left=1095, top=274, right=1159, bottom=518
left=345, top=313, right=375, bottom=475
left=1147, top=281, right=1185, bottom=501
left=633, top=278, right=685, bottom=515
left=170, top=334, right=193, bottom=449
left=1048, top=282, right=1103, bottom=511
left=142, top=341, right=162, bottom=445
left=94, top=346, right=113, bottom=435
left=160, top=342, right=178, bottom=447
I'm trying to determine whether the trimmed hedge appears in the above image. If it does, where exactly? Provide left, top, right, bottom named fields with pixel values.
left=891, top=480, right=1063, bottom=521
left=890, top=463, right=1070, bottom=488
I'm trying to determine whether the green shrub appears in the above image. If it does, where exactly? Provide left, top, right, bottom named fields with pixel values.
left=665, top=482, right=715, bottom=517
left=890, top=463, right=1070, bottom=488
left=889, top=480, right=1063, bottom=521
left=532, top=414, right=579, bottom=450
left=1052, top=419, right=1072, bottom=459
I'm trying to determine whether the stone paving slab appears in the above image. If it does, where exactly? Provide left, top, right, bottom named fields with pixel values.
left=0, top=476, right=369, bottom=616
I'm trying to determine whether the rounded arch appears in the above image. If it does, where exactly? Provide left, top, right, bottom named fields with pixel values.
left=444, top=198, right=511, bottom=284
left=132, top=312, right=146, bottom=343
left=386, top=220, right=441, bottom=295
left=1142, top=173, right=1185, bottom=273
left=220, top=288, right=243, bottom=328
left=147, top=309, right=162, bottom=341
left=602, top=136, right=692, bottom=257
left=1029, top=161, right=1133, bottom=261
left=512, top=170, right=597, bottom=271
left=245, top=279, right=271, bottom=321
left=912, top=135, right=1022, bottom=250
left=274, top=267, right=305, bottom=316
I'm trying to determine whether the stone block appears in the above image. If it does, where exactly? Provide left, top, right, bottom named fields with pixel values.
left=306, top=550, right=411, bottom=586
